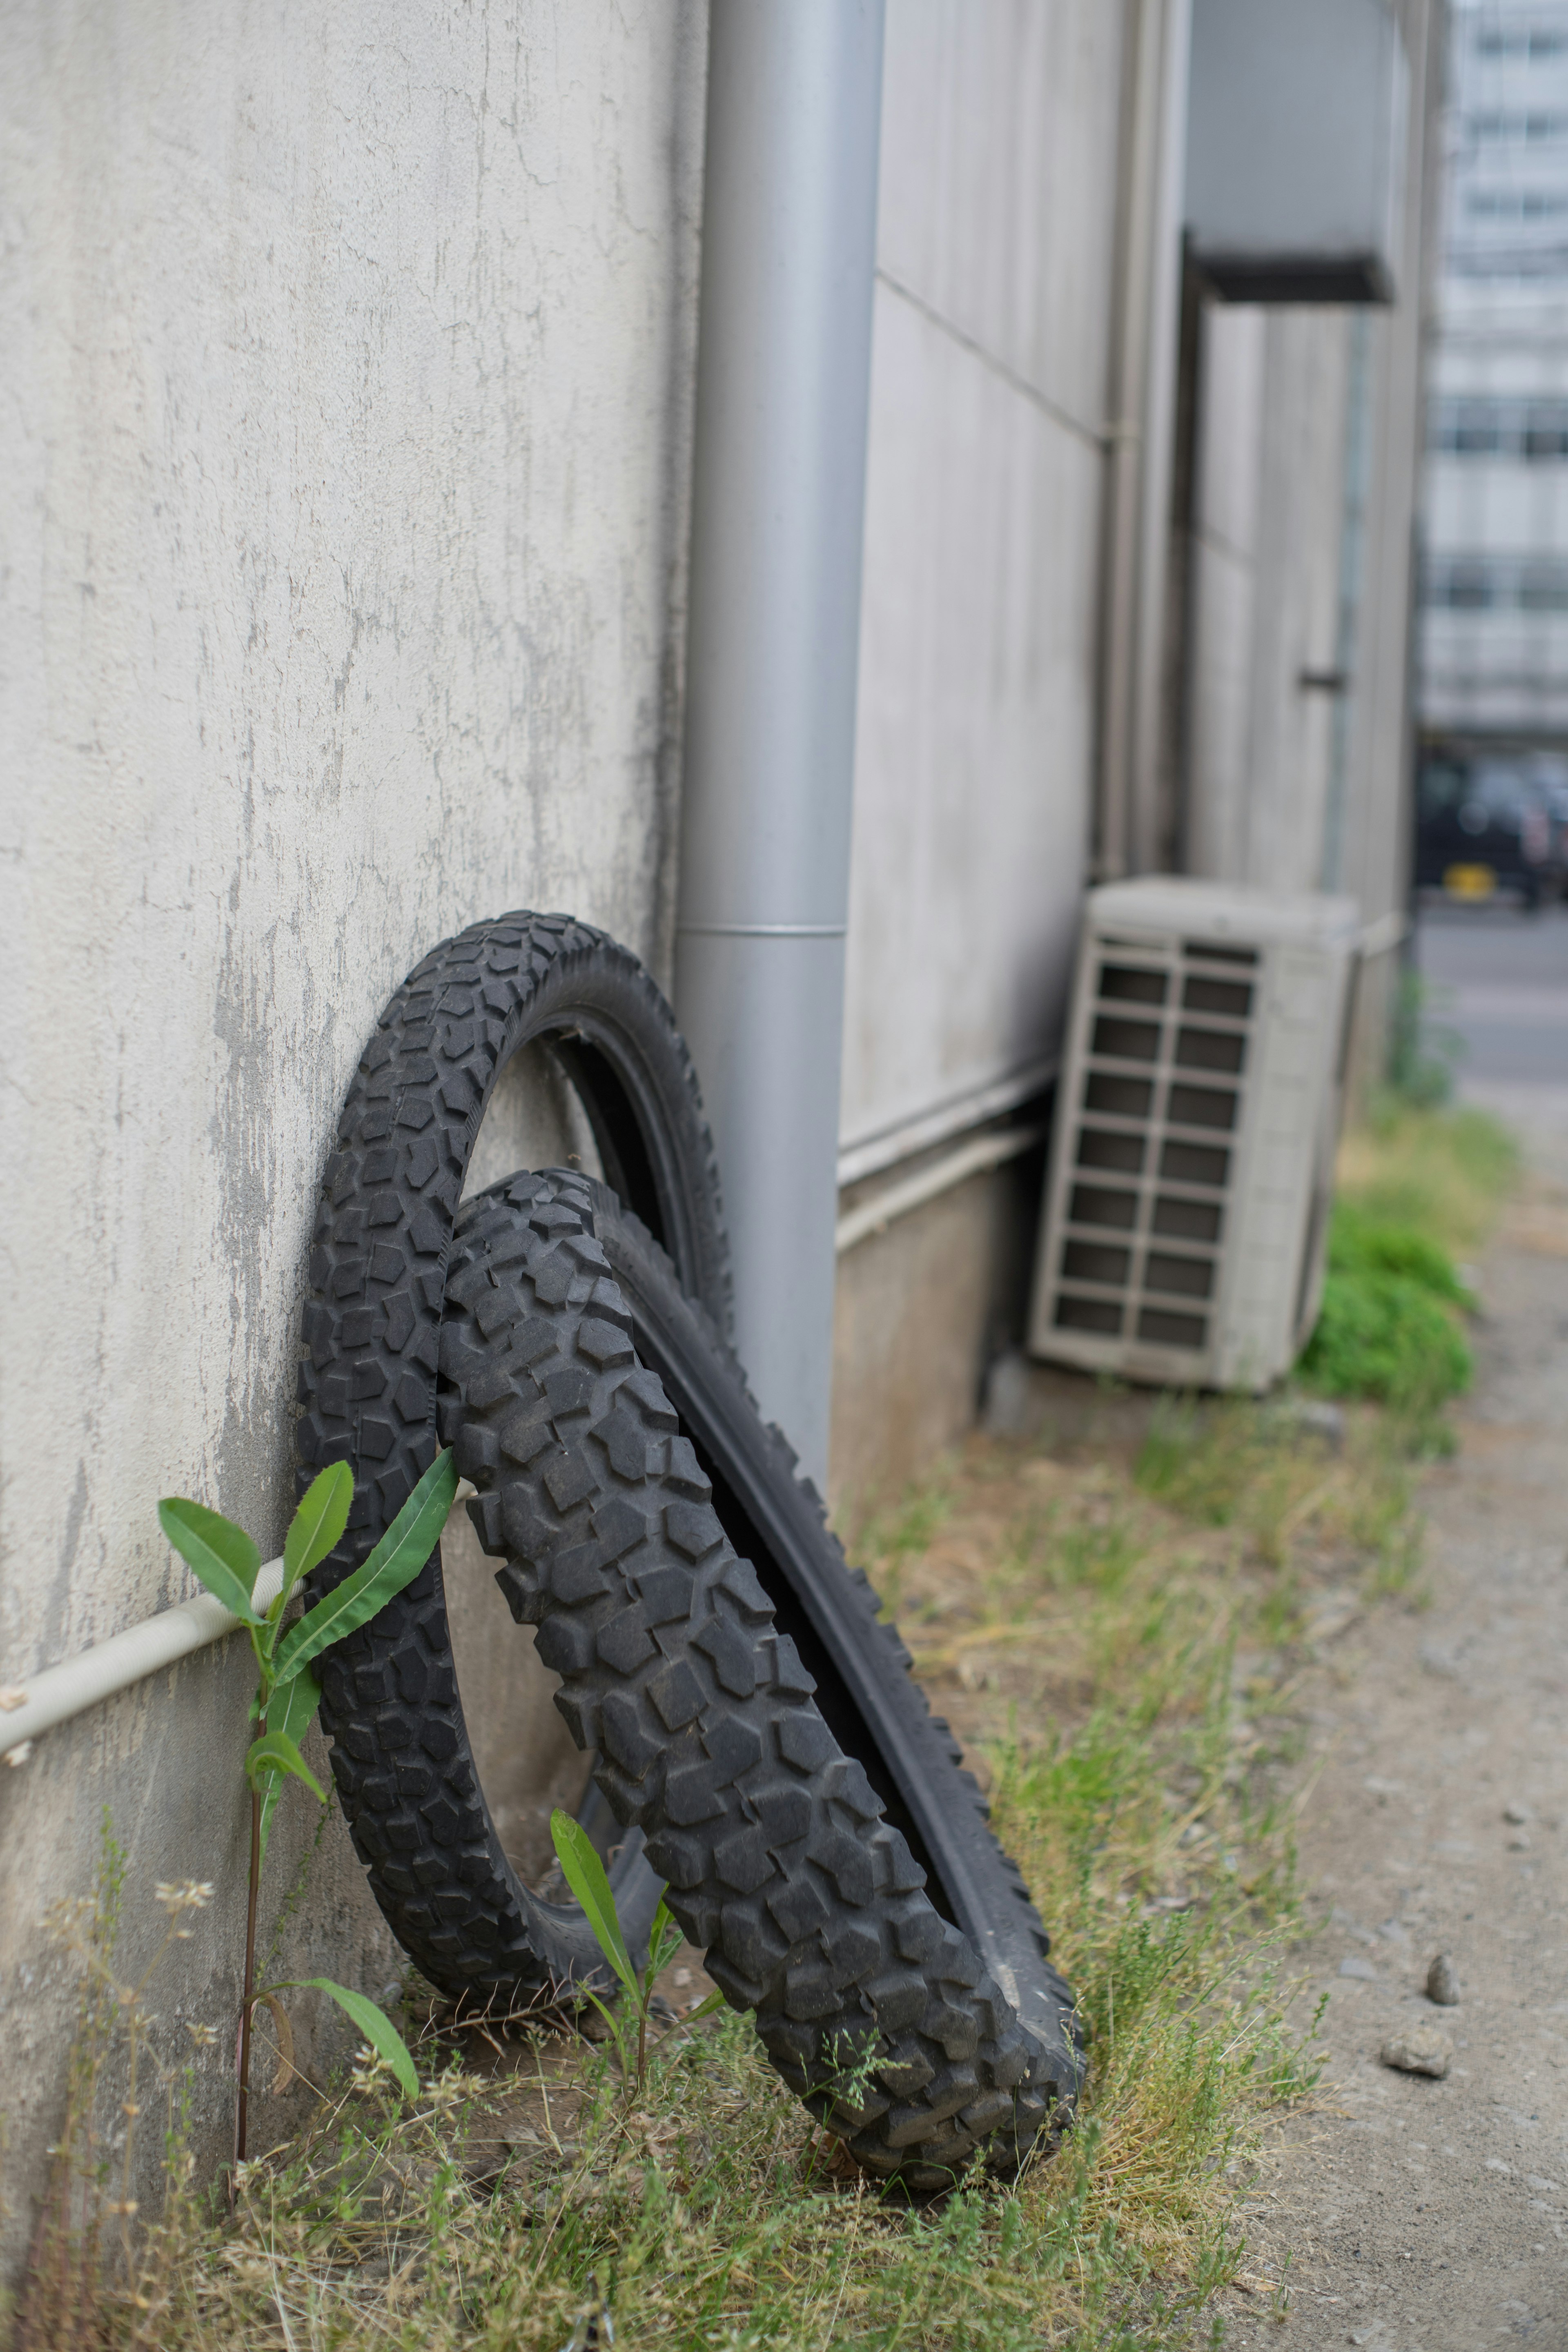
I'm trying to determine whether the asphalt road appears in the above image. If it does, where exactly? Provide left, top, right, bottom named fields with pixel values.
left=1417, top=900, right=1568, bottom=1119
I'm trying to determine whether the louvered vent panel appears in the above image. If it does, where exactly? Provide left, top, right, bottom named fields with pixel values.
left=1029, top=882, right=1360, bottom=1391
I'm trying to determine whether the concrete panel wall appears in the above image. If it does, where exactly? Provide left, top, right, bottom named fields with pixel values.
left=0, top=0, right=703, bottom=2267
left=830, top=1147, right=1045, bottom=1517
left=1186, top=306, right=1351, bottom=890
left=840, top=0, right=1128, bottom=1170
left=841, top=285, right=1103, bottom=1158
left=1186, top=307, right=1267, bottom=875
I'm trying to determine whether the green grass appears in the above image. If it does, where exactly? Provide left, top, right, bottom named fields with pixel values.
left=39, top=1423, right=1357, bottom=2352
left=1334, top=1098, right=1518, bottom=1258
left=36, top=1111, right=1508, bottom=2350
left=1296, top=1101, right=1517, bottom=1420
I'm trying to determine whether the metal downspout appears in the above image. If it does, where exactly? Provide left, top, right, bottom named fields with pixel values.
left=1097, top=0, right=1193, bottom=880
left=674, top=0, right=886, bottom=1490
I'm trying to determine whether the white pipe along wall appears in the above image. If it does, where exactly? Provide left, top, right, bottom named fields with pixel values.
left=674, top=0, right=886, bottom=1492
left=0, top=1562, right=286, bottom=1763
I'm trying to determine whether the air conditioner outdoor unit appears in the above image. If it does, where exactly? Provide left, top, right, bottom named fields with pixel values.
left=1027, top=878, right=1361, bottom=1392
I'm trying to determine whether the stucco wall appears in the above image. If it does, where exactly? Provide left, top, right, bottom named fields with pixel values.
left=0, top=0, right=704, bottom=2269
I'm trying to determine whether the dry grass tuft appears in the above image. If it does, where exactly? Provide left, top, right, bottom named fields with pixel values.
left=29, top=1388, right=1419, bottom=2352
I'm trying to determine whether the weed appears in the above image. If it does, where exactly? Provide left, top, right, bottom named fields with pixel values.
left=548, top=1808, right=690, bottom=2099
left=156, top=1450, right=457, bottom=2160
left=1336, top=1099, right=1518, bottom=1257
left=15, top=1824, right=212, bottom=2351
left=1053, top=1514, right=1142, bottom=1597
left=857, top=1470, right=954, bottom=1620
left=1298, top=1100, right=1517, bottom=1419
left=1135, top=1396, right=1263, bottom=1526
left=1365, top=1515, right=1429, bottom=1604
left=1387, top=971, right=1462, bottom=1109
left=1298, top=1247, right=1472, bottom=1412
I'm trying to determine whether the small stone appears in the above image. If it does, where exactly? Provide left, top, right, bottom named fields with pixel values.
left=1340, top=1955, right=1378, bottom=1980
left=1504, top=1801, right=1533, bottom=1825
left=1427, top=1953, right=1461, bottom=2005
left=1509, top=1830, right=1533, bottom=1851
left=1381, top=2024, right=1453, bottom=2078
left=1376, top=1917, right=1410, bottom=1945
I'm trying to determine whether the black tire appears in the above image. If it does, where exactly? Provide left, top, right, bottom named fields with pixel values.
left=441, top=1171, right=1082, bottom=2189
left=294, top=914, right=727, bottom=2001
left=571, top=1175, right=1083, bottom=2097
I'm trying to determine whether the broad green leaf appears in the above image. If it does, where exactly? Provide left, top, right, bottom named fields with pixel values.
left=245, top=1728, right=327, bottom=1806
left=257, top=1668, right=323, bottom=1864
left=274, top=1978, right=418, bottom=2100
left=281, top=1462, right=354, bottom=1603
left=158, top=1499, right=262, bottom=1624
left=273, top=1450, right=456, bottom=1684
left=550, top=1808, right=636, bottom=1999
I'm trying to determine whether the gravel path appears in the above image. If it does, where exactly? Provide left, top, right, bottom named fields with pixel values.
left=1222, top=977, right=1568, bottom=2350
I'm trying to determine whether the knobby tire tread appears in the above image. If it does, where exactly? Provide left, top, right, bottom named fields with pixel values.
left=439, top=1172, right=1077, bottom=2187
left=293, top=914, right=725, bottom=2000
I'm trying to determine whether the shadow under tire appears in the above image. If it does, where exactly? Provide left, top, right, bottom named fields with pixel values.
left=442, top=1169, right=1083, bottom=2189
left=294, top=913, right=727, bottom=2005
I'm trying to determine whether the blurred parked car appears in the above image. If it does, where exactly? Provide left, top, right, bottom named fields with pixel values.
left=1416, top=753, right=1564, bottom=909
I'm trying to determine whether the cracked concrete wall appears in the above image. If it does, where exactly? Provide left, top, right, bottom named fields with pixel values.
left=0, top=0, right=704, bottom=2277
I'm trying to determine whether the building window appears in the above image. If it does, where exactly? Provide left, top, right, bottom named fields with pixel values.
left=1423, top=556, right=1568, bottom=612
left=1467, top=188, right=1568, bottom=217
left=1477, top=27, right=1568, bottom=57
left=1468, top=111, right=1568, bottom=139
left=1430, top=396, right=1568, bottom=458
left=1524, top=403, right=1568, bottom=457
left=1519, top=560, right=1568, bottom=609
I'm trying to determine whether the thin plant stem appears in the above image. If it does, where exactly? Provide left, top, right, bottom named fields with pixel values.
left=235, top=1756, right=264, bottom=2174
left=636, top=1979, right=648, bottom=2097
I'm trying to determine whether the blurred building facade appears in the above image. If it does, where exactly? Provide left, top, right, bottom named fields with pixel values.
left=1421, top=0, right=1568, bottom=742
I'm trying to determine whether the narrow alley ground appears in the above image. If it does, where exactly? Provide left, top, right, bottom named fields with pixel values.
left=1222, top=910, right=1568, bottom=2352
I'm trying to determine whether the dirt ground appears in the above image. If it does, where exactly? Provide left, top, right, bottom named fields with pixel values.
left=1219, top=1126, right=1568, bottom=2350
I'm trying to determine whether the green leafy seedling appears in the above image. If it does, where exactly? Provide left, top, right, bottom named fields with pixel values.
left=273, top=1977, right=419, bottom=2100
left=256, top=1663, right=323, bottom=1862
left=550, top=1807, right=684, bottom=2097
left=157, top=1448, right=456, bottom=2162
left=156, top=1500, right=264, bottom=1625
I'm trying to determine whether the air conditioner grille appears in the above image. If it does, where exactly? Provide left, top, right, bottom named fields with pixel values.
left=1031, top=880, right=1359, bottom=1390
left=1043, top=938, right=1255, bottom=1360
left=1084, top=1073, right=1153, bottom=1117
